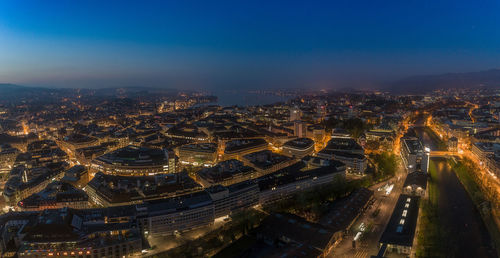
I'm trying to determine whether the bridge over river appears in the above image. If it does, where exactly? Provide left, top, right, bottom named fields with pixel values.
left=412, top=127, right=497, bottom=257
left=428, top=150, right=460, bottom=158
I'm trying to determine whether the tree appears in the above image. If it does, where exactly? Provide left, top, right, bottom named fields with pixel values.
left=372, top=152, right=397, bottom=180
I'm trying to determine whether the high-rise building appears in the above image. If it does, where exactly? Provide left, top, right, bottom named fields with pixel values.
left=294, top=120, right=307, bottom=138
left=289, top=107, right=301, bottom=122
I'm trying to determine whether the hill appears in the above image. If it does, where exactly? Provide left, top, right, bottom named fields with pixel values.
left=386, top=69, right=500, bottom=93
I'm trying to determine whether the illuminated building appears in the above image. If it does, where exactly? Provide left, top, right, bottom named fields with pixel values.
left=0, top=144, right=19, bottom=175
left=86, top=171, right=201, bottom=207
left=223, top=138, right=268, bottom=160
left=471, top=142, right=498, bottom=161
left=402, top=171, right=427, bottom=197
left=90, top=145, right=176, bottom=177
left=206, top=180, right=259, bottom=218
left=379, top=195, right=420, bottom=255
left=165, top=124, right=209, bottom=142
left=137, top=191, right=215, bottom=237
left=178, top=143, right=218, bottom=166
left=3, top=162, right=69, bottom=205
left=257, top=160, right=346, bottom=204
left=400, top=137, right=429, bottom=173
left=324, top=137, right=364, bottom=155
left=316, top=149, right=367, bottom=175
left=293, top=120, right=307, bottom=138
left=448, top=136, right=458, bottom=152
left=289, top=107, right=301, bottom=122
left=242, top=150, right=294, bottom=176
left=196, top=159, right=256, bottom=187
left=14, top=208, right=142, bottom=258
left=58, top=133, right=99, bottom=157
left=17, top=181, right=89, bottom=211
left=282, top=138, right=314, bottom=158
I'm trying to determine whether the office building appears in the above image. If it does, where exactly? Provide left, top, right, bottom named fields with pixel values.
left=178, top=143, right=218, bottom=166
left=400, top=137, right=429, bottom=173
left=90, top=145, right=176, bottom=177
left=282, top=138, right=315, bottom=158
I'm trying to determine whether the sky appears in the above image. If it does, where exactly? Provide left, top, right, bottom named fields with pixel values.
left=0, top=0, right=500, bottom=90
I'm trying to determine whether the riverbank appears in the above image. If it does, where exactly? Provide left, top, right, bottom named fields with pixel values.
left=449, top=158, right=500, bottom=257
left=415, top=159, right=448, bottom=257
left=422, top=127, right=447, bottom=151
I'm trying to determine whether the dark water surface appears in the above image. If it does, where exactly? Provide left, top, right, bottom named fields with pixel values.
left=413, top=127, right=496, bottom=257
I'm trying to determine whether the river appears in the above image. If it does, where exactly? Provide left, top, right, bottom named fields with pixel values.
left=412, top=127, right=496, bottom=257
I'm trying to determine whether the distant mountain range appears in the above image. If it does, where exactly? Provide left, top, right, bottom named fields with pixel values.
left=3, top=69, right=500, bottom=97
left=0, top=83, right=67, bottom=101
left=0, top=84, right=181, bottom=101
left=386, top=69, right=500, bottom=93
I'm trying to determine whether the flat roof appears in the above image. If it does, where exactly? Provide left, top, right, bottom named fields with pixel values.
left=325, top=137, right=363, bottom=151
left=318, top=149, right=365, bottom=159
left=319, top=188, right=373, bottom=232
left=283, top=137, right=314, bottom=149
left=224, top=138, right=267, bottom=153
left=197, top=159, right=256, bottom=183
left=243, top=150, right=292, bottom=169
left=257, top=161, right=344, bottom=191
left=87, top=171, right=201, bottom=204
left=379, top=194, right=420, bottom=247
left=94, top=145, right=169, bottom=167
left=143, top=190, right=213, bottom=215
left=179, top=143, right=217, bottom=153
left=403, top=138, right=424, bottom=154
left=403, top=171, right=428, bottom=189
left=257, top=213, right=336, bottom=251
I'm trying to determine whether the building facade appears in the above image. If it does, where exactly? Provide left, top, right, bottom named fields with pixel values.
left=400, top=137, right=429, bottom=173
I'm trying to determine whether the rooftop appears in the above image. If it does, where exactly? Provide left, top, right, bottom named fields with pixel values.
left=257, top=160, right=345, bottom=191
left=224, top=138, right=267, bottom=153
left=94, top=145, right=170, bottom=167
left=403, top=171, right=428, bottom=189
left=18, top=181, right=88, bottom=209
left=141, top=190, right=213, bottom=215
left=282, top=137, right=314, bottom=149
left=243, top=150, right=292, bottom=170
left=257, top=213, right=336, bottom=252
left=317, top=148, right=365, bottom=159
left=197, top=159, right=256, bottom=184
left=179, top=143, right=217, bottom=153
left=379, top=194, right=420, bottom=247
left=402, top=137, right=425, bottom=154
left=320, top=188, right=373, bottom=232
left=87, top=171, right=201, bottom=204
left=325, top=137, right=363, bottom=152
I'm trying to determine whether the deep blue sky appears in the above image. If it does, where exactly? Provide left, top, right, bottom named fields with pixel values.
left=1, top=0, right=499, bottom=90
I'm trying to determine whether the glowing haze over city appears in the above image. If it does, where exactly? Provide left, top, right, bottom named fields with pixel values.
left=0, top=1, right=499, bottom=258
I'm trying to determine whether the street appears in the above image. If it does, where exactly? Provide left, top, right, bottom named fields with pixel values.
left=328, top=165, right=407, bottom=258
